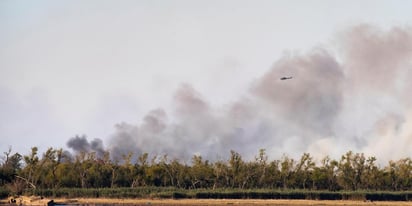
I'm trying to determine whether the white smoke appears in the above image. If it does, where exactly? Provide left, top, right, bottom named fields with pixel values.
left=107, top=25, right=412, bottom=163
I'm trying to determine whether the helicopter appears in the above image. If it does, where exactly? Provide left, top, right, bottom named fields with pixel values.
left=280, top=76, right=293, bottom=80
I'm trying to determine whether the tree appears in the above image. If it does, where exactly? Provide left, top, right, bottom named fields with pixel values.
left=337, top=151, right=369, bottom=190
left=266, top=160, right=281, bottom=189
left=0, top=147, right=22, bottom=185
left=312, top=156, right=339, bottom=191
left=190, top=155, right=214, bottom=189
left=133, top=153, right=149, bottom=187
left=39, top=148, right=62, bottom=189
left=113, top=152, right=136, bottom=187
left=384, top=158, right=412, bottom=191
left=21, top=147, right=40, bottom=189
left=361, top=156, right=381, bottom=190
left=228, top=150, right=245, bottom=188
left=337, top=151, right=356, bottom=190
left=255, top=149, right=269, bottom=187
left=212, top=160, right=229, bottom=189
left=294, top=153, right=315, bottom=189
left=72, top=151, right=98, bottom=188
left=279, top=155, right=295, bottom=189
left=9, top=146, right=412, bottom=191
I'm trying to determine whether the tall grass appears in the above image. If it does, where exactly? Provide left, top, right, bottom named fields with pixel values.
left=29, top=187, right=187, bottom=199
left=15, top=187, right=412, bottom=201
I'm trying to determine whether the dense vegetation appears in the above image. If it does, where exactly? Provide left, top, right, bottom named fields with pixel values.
left=2, top=147, right=412, bottom=200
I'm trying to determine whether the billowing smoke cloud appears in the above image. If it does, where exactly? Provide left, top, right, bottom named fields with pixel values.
left=67, top=135, right=106, bottom=158
left=103, top=24, right=412, bottom=163
left=341, top=24, right=412, bottom=93
left=252, top=49, right=344, bottom=137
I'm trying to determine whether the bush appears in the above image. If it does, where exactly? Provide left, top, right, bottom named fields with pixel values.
left=365, top=192, right=411, bottom=201
left=0, top=187, right=10, bottom=199
left=172, top=192, right=187, bottom=199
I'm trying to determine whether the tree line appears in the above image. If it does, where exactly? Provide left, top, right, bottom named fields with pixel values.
left=2, top=147, right=412, bottom=195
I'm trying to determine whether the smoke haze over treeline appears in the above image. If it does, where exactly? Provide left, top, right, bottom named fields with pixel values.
left=64, top=25, right=412, bottom=163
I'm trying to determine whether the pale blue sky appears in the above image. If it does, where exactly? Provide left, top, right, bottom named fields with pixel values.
left=1, top=1, right=412, bottom=160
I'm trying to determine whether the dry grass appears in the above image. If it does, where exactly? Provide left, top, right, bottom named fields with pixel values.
left=4, top=196, right=412, bottom=206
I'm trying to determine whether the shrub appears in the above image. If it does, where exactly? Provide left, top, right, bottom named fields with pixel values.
left=0, top=187, right=10, bottom=199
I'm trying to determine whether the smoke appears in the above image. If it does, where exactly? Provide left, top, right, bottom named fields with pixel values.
left=95, top=24, right=412, bottom=163
left=67, top=135, right=106, bottom=158
left=252, top=49, right=344, bottom=137
left=334, top=25, right=412, bottom=162
left=341, top=24, right=412, bottom=93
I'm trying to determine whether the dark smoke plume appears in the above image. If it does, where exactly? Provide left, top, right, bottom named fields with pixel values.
left=67, top=135, right=106, bottom=158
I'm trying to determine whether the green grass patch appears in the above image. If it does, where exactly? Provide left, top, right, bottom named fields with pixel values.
left=20, top=187, right=412, bottom=201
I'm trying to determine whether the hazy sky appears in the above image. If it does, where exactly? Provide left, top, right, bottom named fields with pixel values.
left=1, top=1, right=412, bottom=162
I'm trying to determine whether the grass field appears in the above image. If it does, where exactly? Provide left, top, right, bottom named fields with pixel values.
left=3, top=196, right=412, bottom=206
left=4, top=188, right=412, bottom=205
left=21, top=187, right=412, bottom=201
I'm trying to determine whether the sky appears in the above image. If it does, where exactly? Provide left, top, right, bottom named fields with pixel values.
left=1, top=1, right=412, bottom=163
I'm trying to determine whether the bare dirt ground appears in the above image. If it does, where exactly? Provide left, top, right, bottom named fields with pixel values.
left=3, top=196, right=412, bottom=206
